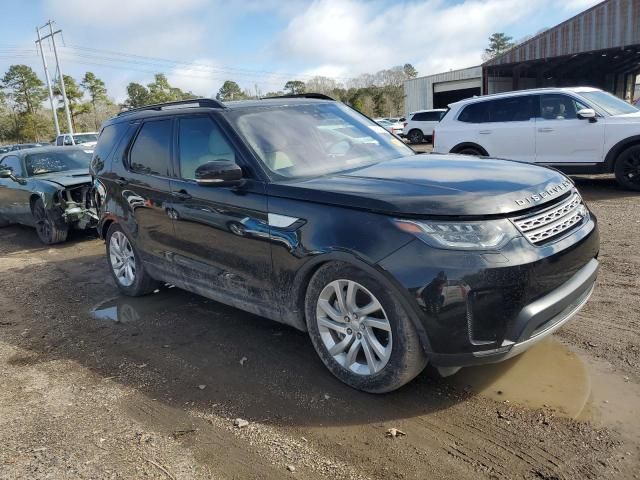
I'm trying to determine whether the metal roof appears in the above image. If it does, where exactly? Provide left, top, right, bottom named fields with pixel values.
left=484, top=0, right=640, bottom=66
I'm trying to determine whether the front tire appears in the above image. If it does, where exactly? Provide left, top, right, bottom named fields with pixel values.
left=614, top=145, right=640, bottom=191
left=32, top=198, right=68, bottom=244
left=106, top=223, right=160, bottom=296
left=305, top=262, right=428, bottom=393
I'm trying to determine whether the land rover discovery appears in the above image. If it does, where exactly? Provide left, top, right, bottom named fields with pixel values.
left=92, top=96, right=599, bottom=393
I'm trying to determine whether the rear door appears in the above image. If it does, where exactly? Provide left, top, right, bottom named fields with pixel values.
left=457, top=96, right=537, bottom=162
left=0, top=155, right=31, bottom=224
left=168, top=114, right=273, bottom=308
left=534, top=93, right=605, bottom=165
left=119, top=118, right=178, bottom=268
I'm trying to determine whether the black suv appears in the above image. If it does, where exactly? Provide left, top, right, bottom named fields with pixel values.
left=92, top=96, right=599, bottom=393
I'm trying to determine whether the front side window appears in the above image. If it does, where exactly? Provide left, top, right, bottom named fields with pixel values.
left=0, top=156, right=24, bottom=176
left=178, top=117, right=236, bottom=180
left=579, top=90, right=638, bottom=116
left=228, top=102, right=413, bottom=180
left=25, top=150, right=91, bottom=176
left=539, top=94, right=586, bottom=120
left=129, top=120, right=172, bottom=176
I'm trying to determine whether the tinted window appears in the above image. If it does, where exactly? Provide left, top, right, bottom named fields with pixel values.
left=129, top=120, right=172, bottom=176
left=25, top=150, right=91, bottom=176
left=178, top=117, right=236, bottom=180
left=539, top=94, right=587, bottom=120
left=490, top=96, right=536, bottom=122
left=412, top=111, right=442, bottom=122
left=458, top=102, right=490, bottom=123
left=92, top=123, right=128, bottom=174
left=0, top=156, right=23, bottom=176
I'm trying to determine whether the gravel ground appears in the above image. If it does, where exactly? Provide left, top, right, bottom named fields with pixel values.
left=0, top=163, right=638, bottom=479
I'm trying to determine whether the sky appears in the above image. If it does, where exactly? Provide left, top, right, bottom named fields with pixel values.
left=0, top=0, right=603, bottom=102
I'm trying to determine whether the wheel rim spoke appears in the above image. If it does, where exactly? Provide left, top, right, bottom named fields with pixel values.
left=110, top=232, right=136, bottom=287
left=316, top=279, right=392, bottom=376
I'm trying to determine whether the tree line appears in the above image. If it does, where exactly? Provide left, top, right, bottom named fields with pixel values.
left=0, top=64, right=118, bottom=144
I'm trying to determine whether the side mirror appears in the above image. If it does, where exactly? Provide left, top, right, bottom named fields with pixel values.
left=577, top=108, right=597, bottom=122
left=195, top=160, right=243, bottom=186
left=0, top=169, right=11, bottom=179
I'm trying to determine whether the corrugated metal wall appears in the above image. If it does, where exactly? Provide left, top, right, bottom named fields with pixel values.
left=404, top=66, right=482, bottom=113
left=485, top=0, right=640, bottom=66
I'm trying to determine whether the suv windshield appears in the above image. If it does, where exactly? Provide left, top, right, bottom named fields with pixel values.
left=73, top=133, right=98, bottom=144
left=229, top=102, right=413, bottom=179
left=25, top=150, right=91, bottom=176
left=579, top=90, right=638, bottom=116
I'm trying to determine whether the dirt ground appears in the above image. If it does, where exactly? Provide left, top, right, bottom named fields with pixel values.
left=0, top=168, right=639, bottom=479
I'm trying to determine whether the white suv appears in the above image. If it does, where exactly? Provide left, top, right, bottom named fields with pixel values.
left=433, top=87, right=640, bottom=190
left=403, top=109, right=447, bottom=144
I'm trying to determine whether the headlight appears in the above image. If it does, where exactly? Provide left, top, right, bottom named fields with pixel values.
left=393, top=218, right=518, bottom=250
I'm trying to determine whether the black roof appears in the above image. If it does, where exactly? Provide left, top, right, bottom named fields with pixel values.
left=106, top=94, right=336, bottom=125
left=1, top=145, right=87, bottom=159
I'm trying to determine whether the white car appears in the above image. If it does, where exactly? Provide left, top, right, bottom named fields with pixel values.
left=55, top=132, right=99, bottom=148
left=375, top=118, right=404, bottom=136
left=403, top=109, right=447, bottom=144
left=433, top=87, right=640, bottom=190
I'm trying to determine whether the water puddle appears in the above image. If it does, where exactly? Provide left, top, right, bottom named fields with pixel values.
left=451, top=337, right=640, bottom=442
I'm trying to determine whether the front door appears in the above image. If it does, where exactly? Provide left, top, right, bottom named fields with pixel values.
left=168, top=115, right=273, bottom=310
left=535, top=93, right=605, bottom=165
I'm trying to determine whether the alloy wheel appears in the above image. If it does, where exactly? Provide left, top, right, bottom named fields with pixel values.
left=33, top=202, right=51, bottom=241
left=316, top=279, right=392, bottom=376
left=109, top=231, right=136, bottom=287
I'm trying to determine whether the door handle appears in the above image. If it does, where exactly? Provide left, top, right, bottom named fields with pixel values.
left=114, top=177, right=128, bottom=186
left=479, top=130, right=492, bottom=135
left=171, top=190, right=192, bottom=200
left=538, top=127, right=554, bottom=133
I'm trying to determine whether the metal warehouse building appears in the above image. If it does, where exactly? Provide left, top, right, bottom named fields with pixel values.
left=405, top=0, right=640, bottom=114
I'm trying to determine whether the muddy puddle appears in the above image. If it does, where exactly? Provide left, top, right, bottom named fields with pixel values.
left=451, top=338, right=640, bottom=442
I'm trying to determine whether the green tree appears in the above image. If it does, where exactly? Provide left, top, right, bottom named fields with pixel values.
left=53, top=74, right=88, bottom=131
left=1, top=64, right=47, bottom=114
left=484, top=33, right=514, bottom=59
left=215, top=80, right=247, bottom=101
left=283, top=80, right=305, bottom=95
left=403, top=64, right=418, bottom=79
left=125, top=82, right=151, bottom=108
left=81, top=72, right=108, bottom=129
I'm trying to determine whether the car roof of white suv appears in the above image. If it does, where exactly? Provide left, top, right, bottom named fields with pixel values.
left=448, top=86, right=601, bottom=109
left=409, top=108, right=447, bottom=114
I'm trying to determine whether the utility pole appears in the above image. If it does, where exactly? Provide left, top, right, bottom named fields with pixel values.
left=37, top=21, right=73, bottom=135
left=35, top=26, right=60, bottom=137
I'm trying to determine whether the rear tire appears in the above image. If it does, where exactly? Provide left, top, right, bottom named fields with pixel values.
left=407, top=129, right=424, bottom=145
left=305, top=262, right=428, bottom=393
left=456, top=147, right=483, bottom=156
left=32, top=198, right=68, bottom=244
left=614, top=145, right=640, bottom=191
left=105, top=223, right=161, bottom=296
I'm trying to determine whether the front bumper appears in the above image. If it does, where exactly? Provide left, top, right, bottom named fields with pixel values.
left=429, top=258, right=598, bottom=368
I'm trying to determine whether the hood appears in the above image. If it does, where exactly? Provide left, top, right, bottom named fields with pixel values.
left=611, top=110, right=640, bottom=120
left=35, top=169, right=92, bottom=188
left=268, top=154, right=573, bottom=217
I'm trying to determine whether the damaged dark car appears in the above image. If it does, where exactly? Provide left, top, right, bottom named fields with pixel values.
left=0, top=146, right=97, bottom=244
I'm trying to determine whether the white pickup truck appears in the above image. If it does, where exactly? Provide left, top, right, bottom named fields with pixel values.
left=55, top=132, right=99, bottom=148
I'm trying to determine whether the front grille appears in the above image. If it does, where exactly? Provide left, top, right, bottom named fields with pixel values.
left=512, top=192, right=587, bottom=245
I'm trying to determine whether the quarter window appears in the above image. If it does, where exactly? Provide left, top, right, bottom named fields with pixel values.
left=458, top=102, right=490, bottom=123
left=178, top=117, right=236, bottom=180
left=129, top=120, right=172, bottom=176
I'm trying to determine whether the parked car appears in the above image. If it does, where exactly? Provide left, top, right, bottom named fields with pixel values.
left=375, top=118, right=404, bottom=136
left=55, top=132, right=99, bottom=148
left=403, top=109, right=447, bottom=144
left=93, top=96, right=599, bottom=393
left=0, top=146, right=97, bottom=244
left=433, top=87, right=640, bottom=190
left=0, top=143, right=47, bottom=153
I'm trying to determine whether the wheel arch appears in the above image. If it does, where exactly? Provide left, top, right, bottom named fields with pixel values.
left=286, top=251, right=434, bottom=354
left=450, top=142, right=489, bottom=156
left=604, top=135, right=640, bottom=172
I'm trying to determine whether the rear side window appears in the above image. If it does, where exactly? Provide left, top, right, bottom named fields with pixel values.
left=92, top=123, right=129, bottom=174
left=458, top=102, right=490, bottom=123
left=412, top=111, right=442, bottom=122
left=129, top=120, right=172, bottom=176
